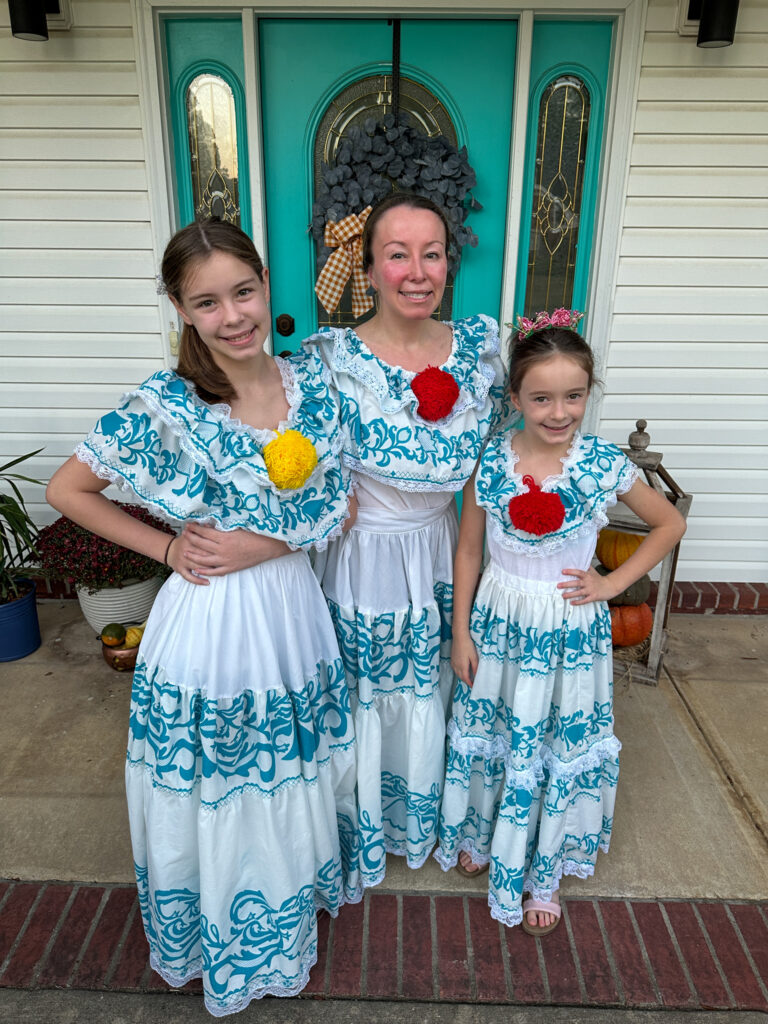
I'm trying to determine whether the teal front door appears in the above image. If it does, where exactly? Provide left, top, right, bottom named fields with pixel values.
left=259, top=18, right=517, bottom=352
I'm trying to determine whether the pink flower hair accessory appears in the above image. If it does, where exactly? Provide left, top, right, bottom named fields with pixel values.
left=510, top=308, right=584, bottom=340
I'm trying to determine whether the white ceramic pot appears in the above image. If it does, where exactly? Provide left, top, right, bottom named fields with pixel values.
left=76, top=575, right=164, bottom=633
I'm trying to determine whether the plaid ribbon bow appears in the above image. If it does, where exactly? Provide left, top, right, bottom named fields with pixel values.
left=314, top=206, right=373, bottom=318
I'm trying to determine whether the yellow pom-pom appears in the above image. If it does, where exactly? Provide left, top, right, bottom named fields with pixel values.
left=263, top=430, right=318, bottom=490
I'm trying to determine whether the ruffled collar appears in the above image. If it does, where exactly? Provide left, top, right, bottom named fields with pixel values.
left=165, top=355, right=302, bottom=445
left=320, top=314, right=500, bottom=423
left=127, top=354, right=342, bottom=485
left=503, top=429, right=585, bottom=492
left=477, top=428, right=638, bottom=554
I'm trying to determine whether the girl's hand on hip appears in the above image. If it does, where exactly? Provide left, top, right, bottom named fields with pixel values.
left=558, top=566, right=614, bottom=605
left=451, top=634, right=479, bottom=687
left=180, top=523, right=289, bottom=576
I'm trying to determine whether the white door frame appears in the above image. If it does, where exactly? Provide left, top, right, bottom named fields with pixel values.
left=131, top=0, right=647, bottom=430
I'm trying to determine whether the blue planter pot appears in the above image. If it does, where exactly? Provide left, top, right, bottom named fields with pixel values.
left=0, top=580, right=41, bottom=662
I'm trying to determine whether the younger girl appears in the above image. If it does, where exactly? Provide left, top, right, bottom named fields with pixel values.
left=46, top=218, right=361, bottom=1016
left=435, top=311, right=685, bottom=935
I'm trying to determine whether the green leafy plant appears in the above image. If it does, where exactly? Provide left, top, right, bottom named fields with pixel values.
left=0, top=449, right=44, bottom=604
left=38, top=502, right=175, bottom=594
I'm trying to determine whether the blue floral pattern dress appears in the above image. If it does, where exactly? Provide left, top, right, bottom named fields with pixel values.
left=75, top=352, right=363, bottom=1017
left=305, top=315, right=508, bottom=887
left=435, top=429, right=638, bottom=928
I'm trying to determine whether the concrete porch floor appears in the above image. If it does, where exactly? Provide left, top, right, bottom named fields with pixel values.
left=0, top=603, right=766, bottom=900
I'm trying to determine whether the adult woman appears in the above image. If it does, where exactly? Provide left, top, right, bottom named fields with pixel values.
left=305, top=193, right=508, bottom=887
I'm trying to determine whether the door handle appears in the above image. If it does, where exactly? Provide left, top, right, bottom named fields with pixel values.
left=275, top=314, right=295, bottom=337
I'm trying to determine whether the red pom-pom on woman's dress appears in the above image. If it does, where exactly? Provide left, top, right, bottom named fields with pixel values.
left=411, top=366, right=460, bottom=422
left=508, top=475, right=566, bottom=536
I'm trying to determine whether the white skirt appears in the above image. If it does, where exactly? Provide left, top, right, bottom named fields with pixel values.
left=435, top=561, right=620, bottom=929
left=313, top=481, right=458, bottom=884
left=126, top=551, right=361, bottom=1017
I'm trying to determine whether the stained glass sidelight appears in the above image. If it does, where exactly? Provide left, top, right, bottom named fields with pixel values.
left=186, top=73, right=240, bottom=224
left=524, top=76, right=591, bottom=316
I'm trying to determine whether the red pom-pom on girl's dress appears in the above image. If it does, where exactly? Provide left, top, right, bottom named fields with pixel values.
left=411, top=366, right=460, bottom=421
left=508, top=475, right=565, bottom=536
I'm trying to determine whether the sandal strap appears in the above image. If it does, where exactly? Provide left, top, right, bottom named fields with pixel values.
left=522, top=897, right=562, bottom=919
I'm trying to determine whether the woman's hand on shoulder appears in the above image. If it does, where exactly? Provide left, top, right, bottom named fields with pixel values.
left=175, top=523, right=289, bottom=579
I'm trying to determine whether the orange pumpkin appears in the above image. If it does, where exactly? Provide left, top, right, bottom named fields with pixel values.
left=596, top=528, right=643, bottom=571
left=610, top=604, right=653, bottom=647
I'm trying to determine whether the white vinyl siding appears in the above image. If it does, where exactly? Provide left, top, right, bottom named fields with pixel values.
left=599, top=0, right=768, bottom=582
left=1, top=0, right=766, bottom=584
left=0, top=0, right=164, bottom=527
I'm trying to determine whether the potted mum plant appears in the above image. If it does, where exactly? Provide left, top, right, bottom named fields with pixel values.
left=0, top=449, right=44, bottom=662
left=37, top=502, right=175, bottom=633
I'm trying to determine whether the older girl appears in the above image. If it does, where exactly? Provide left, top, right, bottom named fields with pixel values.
left=46, top=218, right=361, bottom=1015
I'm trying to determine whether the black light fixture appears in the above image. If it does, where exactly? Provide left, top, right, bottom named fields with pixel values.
left=697, top=0, right=740, bottom=47
left=9, top=0, right=48, bottom=40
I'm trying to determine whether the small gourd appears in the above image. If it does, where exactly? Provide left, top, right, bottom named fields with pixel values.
left=595, top=565, right=651, bottom=606
left=596, top=528, right=643, bottom=571
left=101, top=622, right=127, bottom=647
left=123, top=620, right=147, bottom=649
left=610, top=603, right=653, bottom=647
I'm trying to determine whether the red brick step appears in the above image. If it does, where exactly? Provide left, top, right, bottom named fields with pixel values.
left=1, top=881, right=766, bottom=1012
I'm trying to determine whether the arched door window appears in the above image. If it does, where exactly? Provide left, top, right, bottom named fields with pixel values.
left=523, top=75, right=591, bottom=315
left=313, top=74, right=458, bottom=329
left=185, top=73, right=241, bottom=224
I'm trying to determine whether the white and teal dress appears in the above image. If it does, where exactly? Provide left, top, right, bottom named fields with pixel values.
left=305, top=315, right=508, bottom=887
left=75, top=352, right=363, bottom=1017
left=435, top=430, right=639, bottom=928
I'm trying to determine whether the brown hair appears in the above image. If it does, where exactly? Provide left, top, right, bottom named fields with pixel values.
left=361, top=193, right=452, bottom=274
left=507, top=326, right=596, bottom=396
left=161, top=217, right=265, bottom=404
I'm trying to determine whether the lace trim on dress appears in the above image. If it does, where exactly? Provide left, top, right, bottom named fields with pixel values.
left=145, top=358, right=302, bottom=443
left=310, top=512, right=347, bottom=552
left=503, top=428, right=583, bottom=490
left=149, top=927, right=321, bottom=1015
left=73, top=444, right=186, bottom=526
left=446, top=717, right=621, bottom=789
left=119, top=367, right=339, bottom=483
left=342, top=457, right=467, bottom=493
left=319, top=315, right=500, bottom=421
left=488, top=858, right=604, bottom=928
left=485, top=509, right=602, bottom=557
left=616, top=459, right=640, bottom=495
left=523, top=855, right=603, bottom=902
left=127, top=386, right=275, bottom=486
left=488, top=893, right=524, bottom=929
left=76, top=435, right=349, bottom=550
left=481, top=431, right=640, bottom=555
left=382, top=837, right=438, bottom=870
left=436, top=848, right=607, bottom=918
left=135, top=357, right=341, bottom=466
left=433, top=839, right=490, bottom=873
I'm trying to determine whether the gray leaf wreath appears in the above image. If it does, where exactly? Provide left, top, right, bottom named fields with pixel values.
left=312, top=113, right=482, bottom=277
